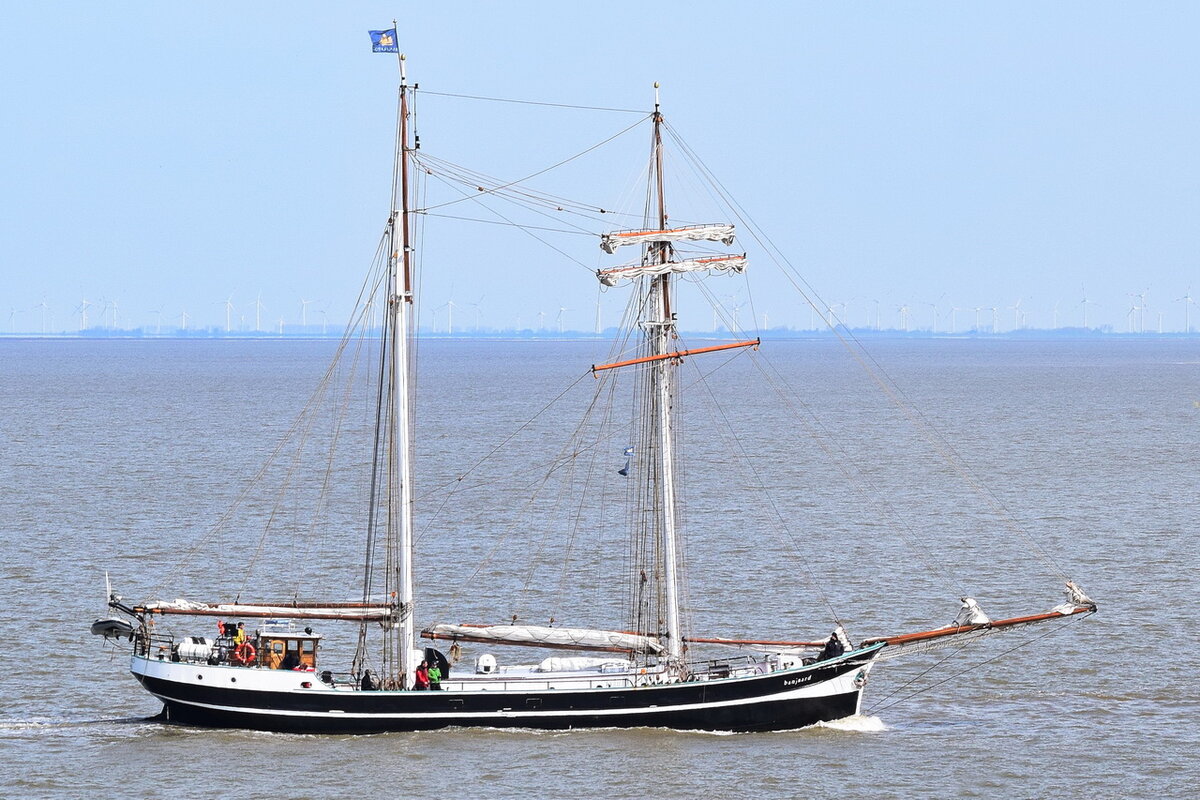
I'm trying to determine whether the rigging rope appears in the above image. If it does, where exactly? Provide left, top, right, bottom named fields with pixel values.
left=152, top=233, right=391, bottom=600
left=865, top=612, right=1091, bottom=715
left=660, top=119, right=1073, bottom=586
left=415, top=115, right=650, bottom=214
left=418, top=88, right=646, bottom=115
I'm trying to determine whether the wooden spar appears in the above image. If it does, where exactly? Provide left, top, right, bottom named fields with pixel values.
left=452, top=622, right=650, bottom=636
left=607, top=224, right=727, bottom=243
left=861, top=605, right=1096, bottom=648
left=135, top=607, right=393, bottom=622
left=172, top=602, right=385, bottom=609
left=420, top=629, right=637, bottom=654
left=684, top=636, right=826, bottom=648
left=592, top=338, right=760, bottom=375
left=597, top=254, right=745, bottom=283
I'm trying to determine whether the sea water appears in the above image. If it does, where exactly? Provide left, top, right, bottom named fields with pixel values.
left=1, top=337, right=1196, bottom=798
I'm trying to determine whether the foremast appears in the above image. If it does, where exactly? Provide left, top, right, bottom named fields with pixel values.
left=593, top=87, right=753, bottom=668
left=646, top=87, right=684, bottom=665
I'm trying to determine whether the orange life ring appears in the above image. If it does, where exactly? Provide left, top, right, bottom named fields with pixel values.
left=233, top=642, right=256, bottom=666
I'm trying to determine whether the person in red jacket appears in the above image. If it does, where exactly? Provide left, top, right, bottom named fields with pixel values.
left=413, top=660, right=430, bottom=690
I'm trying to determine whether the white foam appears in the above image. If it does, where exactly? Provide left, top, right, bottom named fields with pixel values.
left=815, top=714, right=889, bottom=733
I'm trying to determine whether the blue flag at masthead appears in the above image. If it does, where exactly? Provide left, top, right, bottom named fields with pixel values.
left=369, top=28, right=399, bottom=53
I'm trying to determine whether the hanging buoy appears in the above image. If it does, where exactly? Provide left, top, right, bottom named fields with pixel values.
left=233, top=642, right=257, bottom=666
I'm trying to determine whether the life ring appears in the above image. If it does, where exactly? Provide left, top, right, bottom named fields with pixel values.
left=233, top=642, right=257, bottom=666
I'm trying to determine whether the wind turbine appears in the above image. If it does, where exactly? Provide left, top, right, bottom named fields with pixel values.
left=1009, top=298, right=1023, bottom=332
left=468, top=296, right=484, bottom=333
left=37, top=298, right=49, bottom=335
left=732, top=299, right=747, bottom=331
left=8, top=306, right=17, bottom=334
left=277, top=316, right=285, bottom=335
left=1177, top=289, right=1195, bottom=333
left=1078, top=287, right=1098, bottom=329
left=1126, top=292, right=1144, bottom=333
left=150, top=306, right=164, bottom=336
left=922, top=301, right=939, bottom=333
left=224, top=296, right=235, bottom=333
left=897, top=303, right=910, bottom=333
left=435, top=298, right=457, bottom=333
left=537, top=310, right=546, bottom=331
left=950, top=306, right=961, bottom=334
left=180, top=309, right=189, bottom=331
left=253, top=294, right=265, bottom=333
left=989, top=307, right=998, bottom=334
left=299, top=298, right=312, bottom=329
left=319, top=309, right=328, bottom=336
left=557, top=306, right=569, bottom=335
left=77, top=299, right=91, bottom=332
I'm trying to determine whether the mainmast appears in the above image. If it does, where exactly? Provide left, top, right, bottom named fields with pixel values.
left=386, top=44, right=416, bottom=687
left=648, top=84, right=684, bottom=665
left=594, top=87, right=750, bottom=667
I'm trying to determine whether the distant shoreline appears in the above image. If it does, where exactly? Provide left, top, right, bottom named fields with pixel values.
left=1, top=328, right=1197, bottom=341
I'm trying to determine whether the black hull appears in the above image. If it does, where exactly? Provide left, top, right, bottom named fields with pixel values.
left=135, top=648, right=879, bottom=734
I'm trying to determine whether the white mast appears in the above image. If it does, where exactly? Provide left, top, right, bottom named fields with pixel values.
left=648, top=84, right=684, bottom=664
left=386, top=38, right=417, bottom=687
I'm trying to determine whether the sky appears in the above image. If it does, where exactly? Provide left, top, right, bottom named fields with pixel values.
left=2, top=2, right=1198, bottom=334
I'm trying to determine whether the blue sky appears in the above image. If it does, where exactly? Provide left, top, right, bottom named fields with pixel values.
left=2, top=2, right=1198, bottom=333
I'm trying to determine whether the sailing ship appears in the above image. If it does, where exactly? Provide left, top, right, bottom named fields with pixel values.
left=90, top=40, right=1096, bottom=734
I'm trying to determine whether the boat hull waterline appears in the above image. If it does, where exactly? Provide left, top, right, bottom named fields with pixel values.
left=132, top=645, right=882, bottom=734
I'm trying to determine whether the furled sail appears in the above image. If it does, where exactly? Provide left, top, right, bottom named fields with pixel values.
left=135, top=598, right=394, bottom=622
left=600, top=223, right=736, bottom=254
left=598, top=254, right=747, bottom=286
left=422, top=623, right=664, bottom=654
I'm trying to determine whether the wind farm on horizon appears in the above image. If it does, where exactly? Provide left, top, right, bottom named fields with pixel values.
left=3, top=287, right=1199, bottom=339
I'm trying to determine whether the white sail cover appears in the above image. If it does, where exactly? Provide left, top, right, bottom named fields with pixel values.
left=426, top=623, right=663, bottom=654
left=951, top=597, right=992, bottom=627
left=600, top=224, right=736, bottom=254
left=139, top=599, right=394, bottom=621
left=598, top=254, right=747, bottom=286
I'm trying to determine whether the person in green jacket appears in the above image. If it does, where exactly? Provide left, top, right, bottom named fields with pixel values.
left=427, top=660, right=443, bottom=690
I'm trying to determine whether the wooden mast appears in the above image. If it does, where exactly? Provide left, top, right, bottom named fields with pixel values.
left=385, top=38, right=416, bottom=688
left=648, top=83, right=684, bottom=665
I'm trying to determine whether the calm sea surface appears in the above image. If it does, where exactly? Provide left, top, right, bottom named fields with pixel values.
left=1, top=337, right=1196, bottom=798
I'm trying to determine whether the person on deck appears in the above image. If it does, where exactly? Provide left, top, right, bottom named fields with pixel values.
left=280, top=650, right=301, bottom=671
left=414, top=660, right=430, bottom=690
left=233, top=622, right=247, bottom=646
left=817, top=627, right=846, bottom=662
left=427, top=660, right=442, bottom=690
